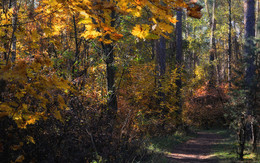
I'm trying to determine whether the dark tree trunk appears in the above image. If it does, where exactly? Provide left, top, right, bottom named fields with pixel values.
left=155, top=36, right=166, bottom=130
left=6, top=0, right=17, bottom=64
left=228, top=0, right=232, bottom=87
left=105, top=43, right=117, bottom=114
left=244, top=0, right=256, bottom=117
left=155, top=37, right=166, bottom=106
left=176, top=9, right=183, bottom=121
left=72, top=15, right=79, bottom=76
left=100, top=9, right=118, bottom=160
left=244, top=0, right=256, bottom=156
left=156, top=37, right=166, bottom=78
left=103, top=9, right=117, bottom=116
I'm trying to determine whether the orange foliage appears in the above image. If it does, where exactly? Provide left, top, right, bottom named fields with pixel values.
left=183, top=82, right=229, bottom=128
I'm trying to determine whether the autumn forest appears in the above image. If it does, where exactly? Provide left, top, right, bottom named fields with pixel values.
left=0, top=0, right=259, bottom=162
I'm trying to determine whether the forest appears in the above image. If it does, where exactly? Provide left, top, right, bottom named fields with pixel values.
left=0, top=0, right=259, bottom=162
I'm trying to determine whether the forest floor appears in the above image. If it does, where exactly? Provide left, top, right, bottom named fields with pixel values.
left=147, top=130, right=259, bottom=162
left=165, top=131, right=223, bottom=163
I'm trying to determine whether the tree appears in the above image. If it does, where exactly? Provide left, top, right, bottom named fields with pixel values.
left=244, top=0, right=257, bottom=155
left=209, top=0, right=216, bottom=86
left=176, top=8, right=183, bottom=123
left=228, top=0, right=232, bottom=87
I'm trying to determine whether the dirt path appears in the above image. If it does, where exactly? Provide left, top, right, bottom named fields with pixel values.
left=166, top=131, right=224, bottom=163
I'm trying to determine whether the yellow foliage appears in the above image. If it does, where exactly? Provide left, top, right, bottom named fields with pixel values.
left=39, top=0, right=188, bottom=44
left=0, top=56, right=70, bottom=128
left=26, top=136, right=36, bottom=144
left=131, top=24, right=150, bottom=39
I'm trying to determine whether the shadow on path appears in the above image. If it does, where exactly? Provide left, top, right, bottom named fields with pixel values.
left=166, top=132, right=224, bottom=163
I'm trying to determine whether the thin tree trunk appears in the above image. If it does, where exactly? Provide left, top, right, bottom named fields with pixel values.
left=255, top=0, right=259, bottom=68
left=156, top=37, right=166, bottom=78
left=156, top=37, right=166, bottom=107
left=204, top=0, right=210, bottom=19
left=11, top=0, right=17, bottom=62
left=193, top=50, right=196, bottom=77
left=176, top=9, right=183, bottom=123
left=2, top=0, right=8, bottom=62
left=103, top=9, right=117, bottom=116
left=209, top=0, right=216, bottom=86
left=228, top=0, right=232, bottom=87
left=72, top=15, right=79, bottom=76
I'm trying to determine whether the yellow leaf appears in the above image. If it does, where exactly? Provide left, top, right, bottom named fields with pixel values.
left=102, top=39, right=113, bottom=44
left=110, top=33, right=123, bottom=41
left=158, top=22, right=173, bottom=33
left=22, top=104, right=28, bottom=111
left=131, top=24, right=150, bottom=39
left=0, top=47, right=6, bottom=52
left=57, top=95, right=66, bottom=109
left=0, top=103, right=13, bottom=112
left=15, top=155, right=25, bottom=163
left=25, top=117, right=37, bottom=125
left=11, top=142, right=23, bottom=151
left=53, top=109, right=63, bottom=122
left=26, top=136, right=35, bottom=144
left=168, top=17, right=178, bottom=24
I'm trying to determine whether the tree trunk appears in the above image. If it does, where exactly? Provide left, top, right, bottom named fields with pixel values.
left=105, top=43, right=117, bottom=114
left=204, top=0, right=210, bottom=19
left=176, top=9, right=183, bottom=123
left=244, top=0, right=256, bottom=117
left=103, top=9, right=117, bottom=116
left=6, top=0, right=17, bottom=63
left=155, top=35, right=166, bottom=131
left=228, top=0, right=232, bottom=87
left=156, top=36, right=166, bottom=107
left=2, top=0, right=8, bottom=62
left=72, top=15, right=79, bottom=76
left=156, top=37, right=166, bottom=78
left=209, top=0, right=216, bottom=86
left=244, top=0, right=256, bottom=155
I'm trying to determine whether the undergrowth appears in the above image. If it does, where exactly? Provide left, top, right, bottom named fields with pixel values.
left=211, top=130, right=260, bottom=162
left=142, top=131, right=196, bottom=162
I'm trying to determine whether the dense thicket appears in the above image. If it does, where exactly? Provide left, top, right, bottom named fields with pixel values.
left=0, top=0, right=259, bottom=162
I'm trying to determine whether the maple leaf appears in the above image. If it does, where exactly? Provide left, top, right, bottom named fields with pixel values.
left=132, top=24, right=150, bottom=39
left=159, top=22, right=173, bottom=33
left=26, top=136, right=36, bottom=144
left=110, top=33, right=124, bottom=41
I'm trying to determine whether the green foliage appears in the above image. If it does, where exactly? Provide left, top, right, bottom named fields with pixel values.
left=147, top=131, right=192, bottom=154
left=211, top=130, right=260, bottom=161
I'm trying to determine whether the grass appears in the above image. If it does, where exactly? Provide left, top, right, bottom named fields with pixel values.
left=147, top=131, right=194, bottom=154
left=141, top=131, right=195, bottom=162
left=210, top=130, right=260, bottom=162
left=141, top=129, right=259, bottom=162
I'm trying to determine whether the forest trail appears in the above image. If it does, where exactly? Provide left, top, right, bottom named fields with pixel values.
left=166, top=131, right=224, bottom=163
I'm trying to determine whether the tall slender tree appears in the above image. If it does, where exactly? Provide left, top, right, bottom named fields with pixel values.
left=228, top=0, right=232, bottom=87
left=244, top=0, right=257, bottom=153
left=209, top=0, right=216, bottom=86
left=156, top=36, right=166, bottom=121
left=11, top=0, right=17, bottom=62
left=102, top=9, right=118, bottom=116
left=176, top=8, right=183, bottom=120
